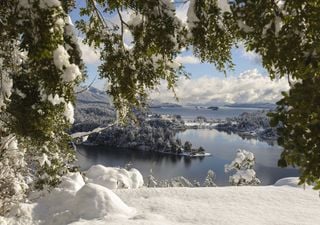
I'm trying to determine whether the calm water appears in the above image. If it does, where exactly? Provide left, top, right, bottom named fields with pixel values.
left=76, top=129, right=298, bottom=186
left=150, top=106, right=262, bottom=120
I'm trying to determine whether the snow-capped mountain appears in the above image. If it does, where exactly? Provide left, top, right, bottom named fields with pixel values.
left=72, top=87, right=115, bottom=132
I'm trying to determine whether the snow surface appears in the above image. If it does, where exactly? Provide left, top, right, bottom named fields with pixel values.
left=71, top=126, right=110, bottom=139
left=110, top=186, right=320, bottom=225
left=184, top=121, right=220, bottom=128
left=274, top=177, right=314, bottom=189
left=1, top=167, right=320, bottom=225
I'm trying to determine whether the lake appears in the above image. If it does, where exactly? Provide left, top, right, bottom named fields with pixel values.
left=76, top=128, right=298, bottom=186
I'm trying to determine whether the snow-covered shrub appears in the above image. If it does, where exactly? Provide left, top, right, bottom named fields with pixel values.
left=85, top=165, right=144, bottom=189
left=225, top=149, right=261, bottom=186
left=203, top=170, right=216, bottom=187
left=0, top=135, right=28, bottom=215
left=147, top=175, right=195, bottom=188
left=169, top=176, right=193, bottom=187
left=193, top=180, right=201, bottom=187
left=146, top=174, right=158, bottom=188
left=146, top=169, right=217, bottom=188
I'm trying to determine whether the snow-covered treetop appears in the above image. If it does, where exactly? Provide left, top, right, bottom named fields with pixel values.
left=225, top=149, right=255, bottom=172
left=225, top=149, right=260, bottom=186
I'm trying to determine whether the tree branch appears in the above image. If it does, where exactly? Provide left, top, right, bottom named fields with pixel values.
left=75, top=73, right=99, bottom=94
left=116, top=7, right=124, bottom=45
left=87, top=0, right=115, bottom=28
left=116, top=7, right=130, bottom=46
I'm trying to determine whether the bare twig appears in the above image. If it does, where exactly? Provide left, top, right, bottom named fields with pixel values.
left=75, top=73, right=99, bottom=94
left=87, top=0, right=110, bottom=28
left=287, top=74, right=292, bottom=87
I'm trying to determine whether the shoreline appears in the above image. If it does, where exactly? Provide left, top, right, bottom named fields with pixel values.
left=77, top=142, right=212, bottom=158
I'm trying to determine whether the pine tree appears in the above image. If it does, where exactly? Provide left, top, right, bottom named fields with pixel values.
left=225, top=149, right=261, bottom=186
left=147, top=174, right=158, bottom=188
left=203, top=170, right=216, bottom=187
left=184, top=141, right=192, bottom=152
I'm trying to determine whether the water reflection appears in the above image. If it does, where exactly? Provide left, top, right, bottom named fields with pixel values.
left=216, top=130, right=277, bottom=147
left=76, top=129, right=298, bottom=186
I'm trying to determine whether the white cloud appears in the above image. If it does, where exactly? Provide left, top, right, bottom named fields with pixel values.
left=175, top=0, right=230, bottom=23
left=175, top=2, right=189, bottom=23
left=150, top=69, right=289, bottom=105
left=78, top=41, right=100, bottom=65
left=239, top=43, right=262, bottom=64
left=176, top=55, right=200, bottom=64
left=242, top=51, right=261, bottom=63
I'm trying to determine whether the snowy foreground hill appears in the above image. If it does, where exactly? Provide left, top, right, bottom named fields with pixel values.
left=1, top=165, right=320, bottom=225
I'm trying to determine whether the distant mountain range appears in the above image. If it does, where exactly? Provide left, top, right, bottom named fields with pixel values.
left=150, top=101, right=276, bottom=109
left=149, top=102, right=182, bottom=108
left=76, top=86, right=110, bottom=104
left=224, top=103, right=276, bottom=109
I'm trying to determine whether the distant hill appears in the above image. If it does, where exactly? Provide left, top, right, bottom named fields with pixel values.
left=224, top=103, right=276, bottom=109
left=149, top=102, right=182, bottom=108
left=72, top=87, right=115, bottom=133
left=76, top=86, right=110, bottom=103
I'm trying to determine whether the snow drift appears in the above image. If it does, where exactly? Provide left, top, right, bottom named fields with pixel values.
left=274, top=177, right=314, bottom=189
left=1, top=165, right=141, bottom=225
left=1, top=165, right=320, bottom=225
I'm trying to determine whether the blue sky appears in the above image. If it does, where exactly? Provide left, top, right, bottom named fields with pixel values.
left=70, top=1, right=288, bottom=105
left=180, top=48, right=267, bottom=79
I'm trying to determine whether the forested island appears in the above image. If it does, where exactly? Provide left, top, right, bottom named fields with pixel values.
left=76, top=114, right=210, bottom=157
left=214, top=111, right=278, bottom=142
